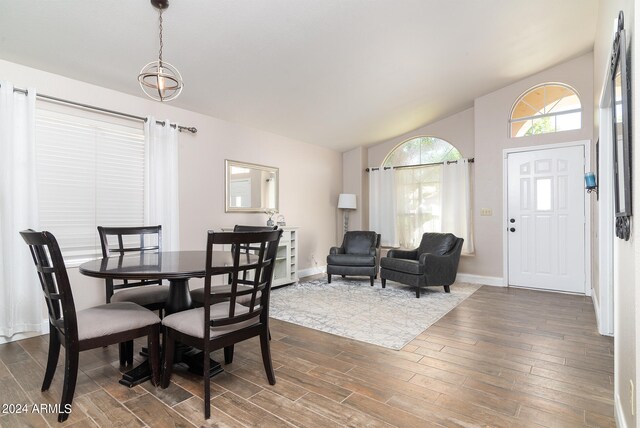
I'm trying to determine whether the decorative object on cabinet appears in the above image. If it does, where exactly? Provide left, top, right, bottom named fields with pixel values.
left=265, top=209, right=277, bottom=227
left=222, top=226, right=298, bottom=288
left=337, top=193, right=357, bottom=234
left=225, top=160, right=279, bottom=213
left=138, top=0, right=183, bottom=102
left=277, top=215, right=286, bottom=226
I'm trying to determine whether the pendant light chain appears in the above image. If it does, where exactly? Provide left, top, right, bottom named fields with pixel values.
left=158, top=9, right=164, bottom=68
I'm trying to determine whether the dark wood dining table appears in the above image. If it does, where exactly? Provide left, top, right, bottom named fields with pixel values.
left=79, top=250, right=258, bottom=386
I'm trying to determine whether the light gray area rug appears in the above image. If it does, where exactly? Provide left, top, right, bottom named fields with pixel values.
left=270, top=278, right=481, bottom=350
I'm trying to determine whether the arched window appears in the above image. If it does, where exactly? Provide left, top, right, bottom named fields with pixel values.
left=383, top=136, right=461, bottom=167
left=377, top=136, right=467, bottom=249
left=510, top=83, right=581, bottom=138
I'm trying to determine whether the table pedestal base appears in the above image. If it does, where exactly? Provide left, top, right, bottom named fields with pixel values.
left=119, top=346, right=224, bottom=387
left=120, top=360, right=152, bottom=387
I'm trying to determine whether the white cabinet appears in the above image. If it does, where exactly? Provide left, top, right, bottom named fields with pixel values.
left=221, top=226, right=298, bottom=288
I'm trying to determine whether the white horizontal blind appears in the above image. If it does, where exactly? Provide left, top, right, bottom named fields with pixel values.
left=35, top=109, right=145, bottom=261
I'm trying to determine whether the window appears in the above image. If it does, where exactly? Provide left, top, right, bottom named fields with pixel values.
left=383, top=136, right=462, bottom=248
left=510, top=83, right=581, bottom=138
left=383, top=136, right=461, bottom=167
left=35, top=108, right=145, bottom=262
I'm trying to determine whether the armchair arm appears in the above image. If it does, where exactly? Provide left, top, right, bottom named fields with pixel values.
left=329, top=246, right=344, bottom=255
left=419, top=239, right=463, bottom=285
left=387, top=249, right=418, bottom=260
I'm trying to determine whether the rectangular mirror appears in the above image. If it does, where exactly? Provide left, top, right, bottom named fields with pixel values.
left=225, top=160, right=279, bottom=212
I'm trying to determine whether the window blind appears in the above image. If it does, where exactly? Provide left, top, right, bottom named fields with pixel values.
left=35, top=109, right=145, bottom=262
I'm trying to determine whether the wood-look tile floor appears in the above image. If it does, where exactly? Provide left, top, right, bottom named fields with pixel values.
left=0, top=286, right=614, bottom=427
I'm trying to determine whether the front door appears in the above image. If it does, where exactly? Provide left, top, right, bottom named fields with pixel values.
left=507, top=145, right=585, bottom=293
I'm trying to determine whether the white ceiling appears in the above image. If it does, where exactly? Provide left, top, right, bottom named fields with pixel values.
left=0, top=0, right=598, bottom=151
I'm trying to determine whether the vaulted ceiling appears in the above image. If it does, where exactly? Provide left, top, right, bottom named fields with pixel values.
left=0, top=0, right=599, bottom=151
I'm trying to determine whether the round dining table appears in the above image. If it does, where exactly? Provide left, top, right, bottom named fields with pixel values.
left=79, top=250, right=258, bottom=386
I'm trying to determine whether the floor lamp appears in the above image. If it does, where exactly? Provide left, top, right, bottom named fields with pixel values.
left=338, top=193, right=357, bottom=234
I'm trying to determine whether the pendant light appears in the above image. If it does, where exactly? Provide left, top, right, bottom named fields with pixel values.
left=138, top=0, right=183, bottom=102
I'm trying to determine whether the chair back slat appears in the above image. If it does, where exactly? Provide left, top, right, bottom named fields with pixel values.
left=97, top=226, right=162, bottom=302
left=203, top=230, right=282, bottom=336
left=20, top=229, right=78, bottom=339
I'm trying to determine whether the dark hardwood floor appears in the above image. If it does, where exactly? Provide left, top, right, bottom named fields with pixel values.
left=0, top=285, right=614, bottom=427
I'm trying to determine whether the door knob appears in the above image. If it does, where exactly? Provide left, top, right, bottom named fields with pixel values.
left=510, top=218, right=515, bottom=223
left=510, top=227, right=516, bottom=232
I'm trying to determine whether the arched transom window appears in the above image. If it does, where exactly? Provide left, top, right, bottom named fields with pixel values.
left=510, top=83, right=581, bottom=138
left=383, top=136, right=461, bottom=167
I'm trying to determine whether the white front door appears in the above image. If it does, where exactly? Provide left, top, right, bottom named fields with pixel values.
left=507, top=145, right=585, bottom=293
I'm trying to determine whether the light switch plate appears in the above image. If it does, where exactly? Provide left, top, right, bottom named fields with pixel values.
left=480, top=208, right=492, bottom=216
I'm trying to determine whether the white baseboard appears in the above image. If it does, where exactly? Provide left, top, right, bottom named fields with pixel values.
left=456, top=273, right=505, bottom=287
left=615, top=393, right=629, bottom=428
left=297, top=269, right=504, bottom=287
left=298, top=265, right=327, bottom=279
left=592, top=289, right=602, bottom=333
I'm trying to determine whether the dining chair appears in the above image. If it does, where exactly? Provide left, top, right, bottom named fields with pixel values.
left=161, top=229, right=282, bottom=419
left=20, top=230, right=160, bottom=423
left=97, top=225, right=169, bottom=364
left=190, top=225, right=278, bottom=308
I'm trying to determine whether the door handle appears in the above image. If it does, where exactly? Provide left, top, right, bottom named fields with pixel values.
left=510, top=227, right=516, bottom=232
left=510, top=218, right=515, bottom=223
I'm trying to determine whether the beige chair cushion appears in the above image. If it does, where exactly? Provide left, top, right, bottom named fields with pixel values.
left=111, top=285, right=170, bottom=306
left=76, top=302, right=160, bottom=341
left=191, top=286, right=261, bottom=306
left=162, top=302, right=260, bottom=339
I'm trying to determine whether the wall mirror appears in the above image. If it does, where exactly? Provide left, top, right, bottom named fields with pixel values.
left=225, top=160, right=279, bottom=213
left=611, top=11, right=632, bottom=240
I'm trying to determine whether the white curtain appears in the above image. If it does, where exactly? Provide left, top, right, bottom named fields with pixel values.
left=368, top=168, right=398, bottom=247
left=395, top=165, right=442, bottom=249
left=442, top=159, right=474, bottom=254
left=0, top=82, right=42, bottom=337
left=144, top=117, right=180, bottom=251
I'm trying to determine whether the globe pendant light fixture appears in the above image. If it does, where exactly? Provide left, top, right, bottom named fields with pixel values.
left=138, top=0, right=183, bottom=102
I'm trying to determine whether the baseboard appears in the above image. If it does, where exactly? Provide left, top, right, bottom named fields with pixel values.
left=300, top=269, right=504, bottom=287
left=592, top=289, right=602, bottom=333
left=298, top=265, right=327, bottom=279
left=615, top=393, right=629, bottom=428
left=456, top=274, right=505, bottom=287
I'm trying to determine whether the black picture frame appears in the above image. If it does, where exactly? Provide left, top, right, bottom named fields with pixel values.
left=611, top=11, right=632, bottom=240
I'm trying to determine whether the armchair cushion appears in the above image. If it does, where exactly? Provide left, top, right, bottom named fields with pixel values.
left=380, top=257, right=423, bottom=274
left=417, top=233, right=458, bottom=256
left=327, top=254, right=376, bottom=267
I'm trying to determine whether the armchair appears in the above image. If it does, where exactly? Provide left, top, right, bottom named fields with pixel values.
left=327, top=231, right=381, bottom=287
left=380, top=232, right=463, bottom=298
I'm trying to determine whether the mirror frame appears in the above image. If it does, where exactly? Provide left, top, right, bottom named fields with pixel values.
left=611, top=11, right=632, bottom=240
left=225, top=159, right=279, bottom=213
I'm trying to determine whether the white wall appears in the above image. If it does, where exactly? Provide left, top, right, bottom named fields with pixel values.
left=594, top=2, right=637, bottom=427
left=362, top=53, right=593, bottom=280
left=471, top=53, right=594, bottom=279
left=1, top=59, right=343, bottom=311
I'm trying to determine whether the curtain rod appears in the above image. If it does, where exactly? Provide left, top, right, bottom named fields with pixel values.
left=10, top=86, right=197, bottom=134
left=365, top=158, right=474, bottom=172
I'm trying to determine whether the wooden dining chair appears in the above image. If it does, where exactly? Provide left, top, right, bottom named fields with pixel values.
left=20, top=230, right=161, bottom=423
left=97, top=225, right=169, bottom=364
left=161, top=229, right=282, bottom=419
left=190, top=225, right=278, bottom=308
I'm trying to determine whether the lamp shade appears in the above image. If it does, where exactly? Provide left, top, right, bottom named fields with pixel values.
left=338, top=193, right=357, bottom=209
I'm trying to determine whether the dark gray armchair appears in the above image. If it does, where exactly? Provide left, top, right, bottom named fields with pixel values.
left=380, top=232, right=463, bottom=298
left=327, top=231, right=381, bottom=287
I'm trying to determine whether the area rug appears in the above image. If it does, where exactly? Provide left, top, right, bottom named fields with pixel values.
left=269, top=278, right=481, bottom=350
